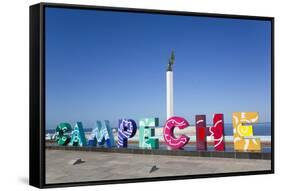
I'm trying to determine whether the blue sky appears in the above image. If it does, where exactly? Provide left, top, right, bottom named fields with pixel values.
left=45, top=7, right=271, bottom=129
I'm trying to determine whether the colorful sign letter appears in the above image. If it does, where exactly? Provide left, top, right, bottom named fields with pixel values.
left=209, top=114, right=225, bottom=151
left=195, top=114, right=225, bottom=151
left=88, top=120, right=115, bottom=148
left=163, top=116, right=190, bottom=149
left=69, top=122, right=87, bottom=146
left=55, top=123, right=72, bottom=145
left=232, top=112, right=261, bottom=151
left=195, top=115, right=207, bottom=151
left=117, top=119, right=137, bottom=148
left=139, top=118, right=159, bottom=149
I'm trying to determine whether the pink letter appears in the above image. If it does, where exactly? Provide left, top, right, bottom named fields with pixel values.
left=163, top=116, right=190, bottom=149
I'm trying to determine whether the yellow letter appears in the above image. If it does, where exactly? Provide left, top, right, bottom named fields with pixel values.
left=232, top=112, right=261, bottom=151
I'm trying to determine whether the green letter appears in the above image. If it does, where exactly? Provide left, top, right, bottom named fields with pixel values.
left=69, top=122, right=87, bottom=146
left=139, top=118, right=159, bottom=149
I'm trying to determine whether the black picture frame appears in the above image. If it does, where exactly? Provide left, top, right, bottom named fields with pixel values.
left=30, top=2, right=274, bottom=188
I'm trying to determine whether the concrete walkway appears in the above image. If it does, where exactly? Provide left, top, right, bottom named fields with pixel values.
left=46, top=149, right=271, bottom=184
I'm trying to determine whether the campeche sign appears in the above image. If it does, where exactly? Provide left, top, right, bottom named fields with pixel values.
left=55, top=112, right=262, bottom=152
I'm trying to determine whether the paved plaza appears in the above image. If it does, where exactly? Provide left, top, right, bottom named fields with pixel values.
left=46, top=149, right=271, bottom=184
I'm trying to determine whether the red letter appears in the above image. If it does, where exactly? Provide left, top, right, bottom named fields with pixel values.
left=195, top=114, right=225, bottom=151
left=195, top=115, right=207, bottom=151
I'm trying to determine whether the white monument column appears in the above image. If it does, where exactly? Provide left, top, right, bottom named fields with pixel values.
left=166, top=71, right=173, bottom=119
left=166, top=51, right=175, bottom=119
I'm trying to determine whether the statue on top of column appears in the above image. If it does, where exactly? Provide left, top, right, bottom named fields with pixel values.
left=167, top=50, right=175, bottom=71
